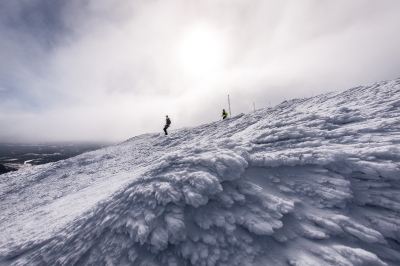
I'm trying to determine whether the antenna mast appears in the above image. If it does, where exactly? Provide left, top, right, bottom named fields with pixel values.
left=228, top=95, right=232, bottom=118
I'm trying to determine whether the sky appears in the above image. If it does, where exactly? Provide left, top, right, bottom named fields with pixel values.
left=1, top=0, right=400, bottom=143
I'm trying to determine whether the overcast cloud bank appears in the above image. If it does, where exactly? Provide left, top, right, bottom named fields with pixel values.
left=1, top=0, right=400, bottom=142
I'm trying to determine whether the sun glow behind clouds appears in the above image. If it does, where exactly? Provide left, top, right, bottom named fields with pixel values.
left=179, top=26, right=225, bottom=77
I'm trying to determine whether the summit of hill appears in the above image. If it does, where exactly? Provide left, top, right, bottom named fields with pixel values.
left=1, top=78, right=400, bottom=266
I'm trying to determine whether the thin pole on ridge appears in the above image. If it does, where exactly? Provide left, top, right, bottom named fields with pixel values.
left=253, top=102, right=255, bottom=112
left=228, top=95, right=232, bottom=118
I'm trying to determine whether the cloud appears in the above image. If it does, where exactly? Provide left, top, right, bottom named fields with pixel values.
left=1, top=0, right=400, bottom=142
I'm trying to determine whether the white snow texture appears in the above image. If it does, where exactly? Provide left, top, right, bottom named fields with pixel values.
left=1, top=78, right=400, bottom=266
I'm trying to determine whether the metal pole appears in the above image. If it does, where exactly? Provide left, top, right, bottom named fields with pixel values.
left=253, top=102, right=255, bottom=112
left=228, top=95, right=231, bottom=118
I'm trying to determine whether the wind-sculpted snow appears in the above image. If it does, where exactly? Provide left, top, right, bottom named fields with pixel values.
left=1, top=78, right=400, bottom=265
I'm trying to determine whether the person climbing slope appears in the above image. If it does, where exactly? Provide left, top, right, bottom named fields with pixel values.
left=164, top=115, right=171, bottom=135
left=222, top=109, right=228, bottom=120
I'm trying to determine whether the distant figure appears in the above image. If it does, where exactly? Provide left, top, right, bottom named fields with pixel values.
left=164, top=115, right=171, bottom=135
left=222, top=109, right=228, bottom=120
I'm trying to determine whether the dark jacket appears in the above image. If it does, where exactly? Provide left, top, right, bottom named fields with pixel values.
left=166, top=118, right=171, bottom=126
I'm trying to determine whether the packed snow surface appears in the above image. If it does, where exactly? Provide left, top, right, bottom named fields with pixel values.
left=1, top=78, right=400, bottom=266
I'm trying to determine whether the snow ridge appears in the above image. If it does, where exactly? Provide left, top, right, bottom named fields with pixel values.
left=1, top=78, right=400, bottom=265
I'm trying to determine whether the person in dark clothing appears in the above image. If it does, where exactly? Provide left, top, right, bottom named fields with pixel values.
left=222, top=109, right=228, bottom=119
left=164, top=115, right=171, bottom=135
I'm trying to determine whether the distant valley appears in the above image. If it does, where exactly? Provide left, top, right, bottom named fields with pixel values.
left=0, top=142, right=114, bottom=175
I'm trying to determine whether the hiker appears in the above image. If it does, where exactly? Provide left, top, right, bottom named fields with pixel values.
left=164, top=115, right=171, bottom=135
left=222, top=109, right=228, bottom=120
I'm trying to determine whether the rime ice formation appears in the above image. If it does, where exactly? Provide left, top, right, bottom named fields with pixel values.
left=1, top=78, right=400, bottom=266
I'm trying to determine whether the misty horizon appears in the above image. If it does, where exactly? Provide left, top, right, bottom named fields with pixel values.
left=1, top=0, right=400, bottom=143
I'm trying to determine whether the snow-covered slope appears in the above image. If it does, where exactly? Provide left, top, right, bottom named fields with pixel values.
left=1, top=78, right=400, bottom=266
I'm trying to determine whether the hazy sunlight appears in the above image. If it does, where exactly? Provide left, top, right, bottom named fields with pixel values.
left=179, top=26, right=225, bottom=77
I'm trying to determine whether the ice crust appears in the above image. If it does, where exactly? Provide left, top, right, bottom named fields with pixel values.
left=1, top=78, right=400, bottom=265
